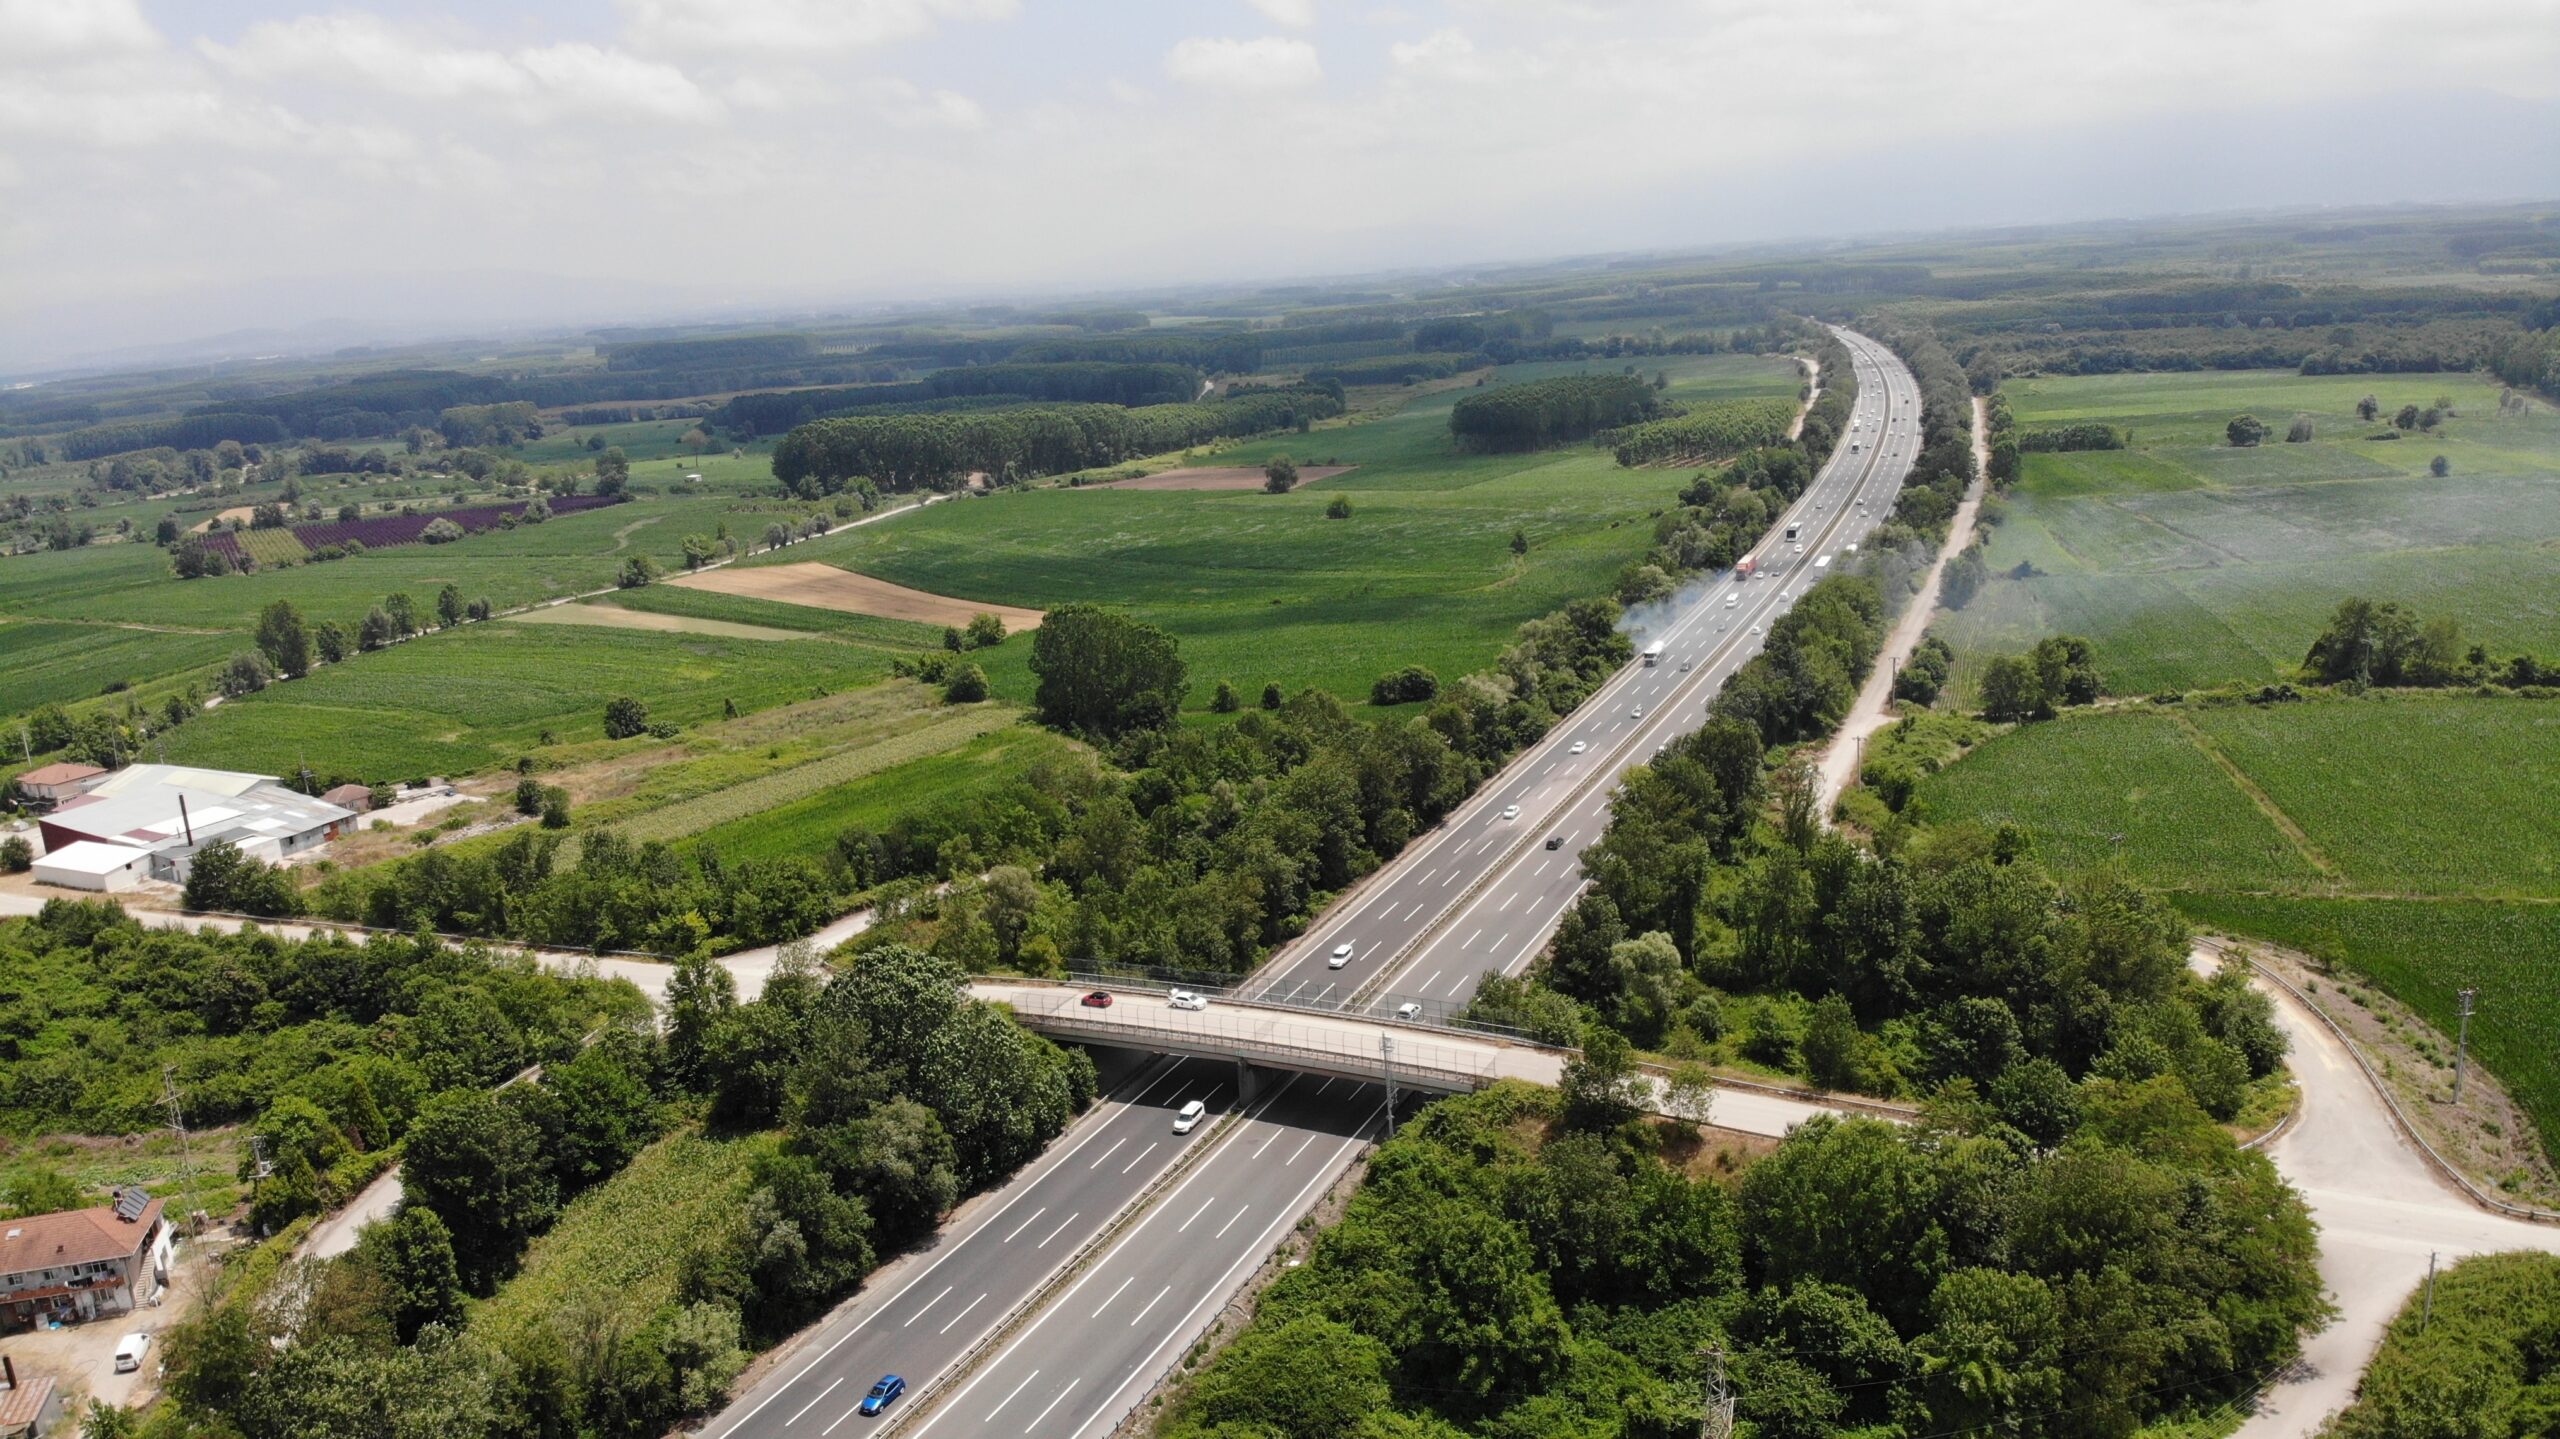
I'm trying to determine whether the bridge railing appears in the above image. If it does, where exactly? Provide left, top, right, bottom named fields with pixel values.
left=1039, top=969, right=1561, bottom=1052
left=1000, top=988, right=1506, bottom=1092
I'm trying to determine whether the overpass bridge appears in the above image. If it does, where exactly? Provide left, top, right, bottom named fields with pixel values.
left=968, top=979, right=1884, bottom=1138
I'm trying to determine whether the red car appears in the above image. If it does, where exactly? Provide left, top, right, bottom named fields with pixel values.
left=1080, top=991, right=1114, bottom=1009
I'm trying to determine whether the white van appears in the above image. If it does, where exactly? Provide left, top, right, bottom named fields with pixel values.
left=1173, top=1099, right=1206, bottom=1134
left=115, top=1333, right=151, bottom=1373
left=1725, top=594, right=1738, bottom=608
left=1329, top=942, right=1355, bottom=969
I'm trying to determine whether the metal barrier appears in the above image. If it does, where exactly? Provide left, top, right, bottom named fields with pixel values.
left=1048, top=970, right=1555, bottom=1050
left=1001, top=989, right=1506, bottom=1094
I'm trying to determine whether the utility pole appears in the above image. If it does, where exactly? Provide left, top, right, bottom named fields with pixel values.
left=1699, top=1344, right=1735, bottom=1439
left=2452, top=989, right=2477, bottom=1104
left=162, top=1065, right=203, bottom=1234
left=2421, top=1251, right=2438, bottom=1332
left=1381, top=1034, right=1397, bottom=1138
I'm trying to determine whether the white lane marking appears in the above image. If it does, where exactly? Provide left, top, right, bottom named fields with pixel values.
left=1535, top=861, right=1550, bottom=877
left=1441, top=869, right=1459, bottom=886
left=1090, top=1275, right=1133, bottom=1318
left=1402, top=902, right=1423, bottom=921
left=1086, top=1137, right=1127, bottom=1170
left=1024, top=1380, right=1080, bottom=1433
left=1316, top=1076, right=1336, bottom=1096
left=1487, top=932, right=1505, bottom=952
left=1178, top=1197, right=1217, bottom=1233
left=1287, top=1132, right=1318, bottom=1163
left=1038, top=1214, right=1079, bottom=1248
left=1127, top=1286, right=1171, bottom=1328
left=1121, top=1141, right=1159, bottom=1175
left=1214, top=1205, right=1251, bottom=1239
left=1000, top=1207, right=1047, bottom=1243
left=1420, top=970, right=1441, bottom=993
left=936, top=1290, right=983, bottom=1331
left=1463, top=929, right=1481, bottom=948
left=1315, top=983, right=1334, bottom=1002
left=1446, top=971, right=1470, bottom=997
left=902, top=1285, right=953, bottom=1327
left=984, top=1370, right=1041, bottom=1423
left=1498, top=892, right=1515, bottom=911
left=784, top=1377, right=842, bottom=1426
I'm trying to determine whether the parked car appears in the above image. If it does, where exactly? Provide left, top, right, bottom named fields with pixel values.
left=1080, top=991, right=1113, bottom=1009
left=858, top=1375, right=905, bottom=1416
left=1168, top=990, right=1208, bottom=1011
left=114, top=1333, right=150, bottom=1373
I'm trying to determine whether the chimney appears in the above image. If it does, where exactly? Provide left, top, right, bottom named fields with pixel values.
left=3, top=1351, right=17, bottom=1389
left=179, top=795, right=195, bottom=846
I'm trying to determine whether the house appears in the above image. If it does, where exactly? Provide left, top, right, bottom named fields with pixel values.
left=0, top=1360, right=63, bottom=1439
left=320, top=782, right=373, bottom=812
left=10, top=763, right=105, bottom=810
left=0, top=1191, right=170, bottom=1334
left=30, top=841, right=153, bottom=893
left=37, top=764, right=355, bottom=882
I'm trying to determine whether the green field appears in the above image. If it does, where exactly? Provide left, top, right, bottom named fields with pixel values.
left=152, top=619, right=910, bottom=781
left=0, top=615, right=241, bottom=718
left=729, top=354, right=1802, bottom=709
left=1935, top=370, right=2560, bottom=700
left=1919, top=691, right=2560, bottom=1158
left=682, top=723, right=1085, bottom=866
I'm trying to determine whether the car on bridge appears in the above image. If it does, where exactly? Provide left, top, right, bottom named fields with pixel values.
left=1169, top=990, right=1208, bottom=1011
left=1081, top=991, right=1113, bottom=1009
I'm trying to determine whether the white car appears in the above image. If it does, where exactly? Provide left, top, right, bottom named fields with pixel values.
left=1168, top=990, right=1208, bottom=1011
left=1329, top=942, right=1355, bottom=969
left=1569, top=740, right=1587, bottom=755
left=1632, top=706, right=1645, bottom=719
left=1501, top=804, right=1520, bottom=820
left=1173, top=1099, right=1206, bottom=1134
left=115, top=1333, right=150, bottom=1373
left=1395, top=1002, right=1423, bottom=1022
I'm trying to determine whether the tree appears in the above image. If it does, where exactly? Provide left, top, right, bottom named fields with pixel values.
left=515, top=777, right=544, bottom=815
left=540, top=788, right=571, bottom=828
left=0, top=836, right=32, bottom=875
left=2356, top=394, right=2380, bottom=421
left=2430, top=454, right=2451, bottom=477
left=1261, top=682, right=1284, bottom=709
left=595, top=446, right=630, bottom=495
left=664, top=952, right=738, bottom=1092
left=436, top=584, right=465, bottom=628
left=1263, top=454, right=1299, bottom=492
left=1661, top=1062, right=1716, bottom=1126
left=153, top=515, right=180, bottom=545
left=618, top=555, right=659, bottom=588
left=2225, top=414, right=2268, bottom=447
left=604, top=696, right=650, bottom=739
left=314, top=620, right=348, bottom=664
left=369, top=1207, right=465, bottom=1343
left=1210, top=678, right=1241, bottom=713
left=1978, top=654, right=2047, bottom=722
left=964, top=612, right=1006, bottom=649
left=681, top=533, right=717, bottom=570
left=2284, top=417, right=2314, bottom=443
left=1560, top=1028, right=1645, bottom=1131
left=1370, top=665, right=1440, bottom=706
left=943, top=663, right=989, bottom=704
left=419, top=517, right=465, bottom=544
left=1325, top=495, right=1352, bottom=519
left=2395, top=403, right=2422, bottom=430
left=1028, top=603, right=1188, bottom=738
left=358, top=607, right=397, bottom=652
left=217, top=649, right=277, bottom=698
left=1, top=1165, right=83, bottom=1217
left=402, top=1087, right=557, bottom=1293
left=1511, top=527, right=1530, bottom=556
left=384, top=591, right=419, bottom=636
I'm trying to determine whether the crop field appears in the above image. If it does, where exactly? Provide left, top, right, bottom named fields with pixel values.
left=682, top=723, right=1084, bottom=866
left=674, top=561, right=1047, bottom=631
left=1934, top=370, right=2560, bottom=700
left=611, top=704, right=1019, bottom=846
left=152, top=619, right=907, bottom=780
left=736, top=353, right=1802, bottom=710
left=2173, top=893, right=2560, bottom=1163
left=0, top=616, right=240, bottom=719
left=594, top=582, right=951, bottom=648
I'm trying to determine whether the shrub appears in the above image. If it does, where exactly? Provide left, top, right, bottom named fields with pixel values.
left=964, top=612, right=1006, bottom=649
left=2284, top=417, right=2314, bottom=443
left=540, top=788, right=572, bottom=829
left=2226, top=414, right=2269, bottom=447
left=1263, top=454, right=1299, bottom=493
left=420, top=517, right=466, bottom=544
left=1211, top=679, right=1241, bottom=713
left=1370, top=665, right=1441, bottom=706
left=1325, top=495, right=1352, bottom=519
left=216, top=650, right=277, bottom=698
left=2430, top=454, right=2451, bottom=477
left=603, top=696, right=650, bottom=740
left=0, top=836, right=31, bottom=873
left=944, top=664, right=989, bottom=704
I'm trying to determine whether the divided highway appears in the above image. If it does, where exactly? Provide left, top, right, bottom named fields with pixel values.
left=1246, top=327, right=1923, bottom=1020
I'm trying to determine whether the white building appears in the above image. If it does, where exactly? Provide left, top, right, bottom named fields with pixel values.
left=35, top=763, right=356, bottom=885
left=28, top=841, right=154, bottom=893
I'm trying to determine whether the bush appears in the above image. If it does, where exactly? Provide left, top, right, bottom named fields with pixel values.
left=2226, top=414, right=2269, bottom=447
left=1211, top=679, right=1241, bottom=713
left=964, top=612, right=1006, bottom=649
left=1263, top=454, right=1299, bottom=493
left=603, top=696, right=650, bottom=740
left=1370, top=665, right=1441, bottom=706
left=419, top=517, right=466, bottom=544
left=540, top=788, right=572, bottom=829
left=2284, top=417, right=2314, bottom=443
left=618, top=555, right=660, bottom=588
left=515, top=778, right=544, bottom=816
left=0, top=836, right=31, bottom=873
left=944, top=664, right=989, bottom=704
left=1325, top=495, right=1352, bottom=519
left=2430, top=454, right=2451, bottom=477
left=217, top=650, right=278, bottom=698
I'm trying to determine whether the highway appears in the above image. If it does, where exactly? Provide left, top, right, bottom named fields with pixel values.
left=710, top=1052, right=1248, bottom=1439
left=1243, top=326, right=1924, bottom=1021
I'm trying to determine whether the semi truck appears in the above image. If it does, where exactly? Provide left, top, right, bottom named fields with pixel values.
left=1641, top=642, right=1664, bottom=667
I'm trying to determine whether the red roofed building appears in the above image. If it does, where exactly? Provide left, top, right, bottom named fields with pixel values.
left=10, top=762, right=104, bottom=809
left=0, top=1192, right=170, bottom=1333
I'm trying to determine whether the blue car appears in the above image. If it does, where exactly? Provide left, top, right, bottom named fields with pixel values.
left=858, top=1375, right=905, bottom=1417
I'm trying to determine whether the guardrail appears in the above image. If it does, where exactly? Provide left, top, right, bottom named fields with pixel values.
left=1000, top=989, right=1506, bottom=1093
left=2199, top=935, right=2558, bottom=1224
left=1046, top=969, right=1557, bottom=1049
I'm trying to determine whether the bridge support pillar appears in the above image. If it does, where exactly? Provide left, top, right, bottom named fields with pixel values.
left=1234, top=1060, right=1260, bottom=1105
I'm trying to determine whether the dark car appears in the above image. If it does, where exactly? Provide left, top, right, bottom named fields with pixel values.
left=859, top=1375, right=906, bottom=1417
left=1080, top=991, right=1114, bottom=1009
left=1544, top=835, right=1565, bottom=851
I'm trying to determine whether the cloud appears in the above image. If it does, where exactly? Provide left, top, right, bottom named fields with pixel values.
left=1164, top=35, right=1322, bottom=92
left=0, top=0, right=158, bottom=63
left=201, top=15, right=720, bottom=122
left=1247, top=0, right=1317, bottom=26
left=865, top=78, right=990, bottom=130
left=618, top=0, right=1017, bottom=55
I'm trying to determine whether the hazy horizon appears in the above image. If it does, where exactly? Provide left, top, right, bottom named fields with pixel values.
left=5, top=0, right=2559, bottom=372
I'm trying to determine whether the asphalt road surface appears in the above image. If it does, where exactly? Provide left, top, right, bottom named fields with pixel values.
left=709, top=1052, right=1245, bottom=1439
left=1243, top=326, right=1923, bottom=1021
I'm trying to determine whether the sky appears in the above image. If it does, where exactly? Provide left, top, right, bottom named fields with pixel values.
left=4, top=0, right=2559, bottom=369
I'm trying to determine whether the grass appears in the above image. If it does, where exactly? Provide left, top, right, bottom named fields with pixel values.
left=472, top=1125, right=779, bottom=1351
left=153, top=619, right=907, bottom=781
left=611, top=702, right=1020, bottom=846
left=734, top=353, right=1803, bottom=711
left=0, top=615, right=241, bottom=719
left=2172, top=892, right=2560, bottom=1165
left=682, top=723, right=1086, bottom=866
left=1935, top=369, right=2560, bottom=701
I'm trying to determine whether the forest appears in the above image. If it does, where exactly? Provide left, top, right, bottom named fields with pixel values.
left=1447, top=374, right=1663, bottom=452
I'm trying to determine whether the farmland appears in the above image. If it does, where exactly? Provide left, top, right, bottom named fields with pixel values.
left=1932, top=369, right=2560, bottom=701
left=729, top=353, right=1804, bottom=710
left=197, top=492, right=625, bottom=562
left=681, top=722, right=1086, bottom=867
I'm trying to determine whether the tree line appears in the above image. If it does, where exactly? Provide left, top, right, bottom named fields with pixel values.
left=1158, top=1069, right=2322, bottom=1439
left=1447, top=374, right=1663, bottom=452
left=1608, top=395, right=1798, bottom=468
left=2303, top=596, right=2558, bottom=690
left=769, top=384, right=1345, bottom=495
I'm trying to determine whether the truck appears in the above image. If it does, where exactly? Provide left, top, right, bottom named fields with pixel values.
left=1735, top=556, right=1757, bottom=579
left=1641, top=642, right=1663, bottom=667
left=1814, top=554, right=1833, bottom=570
left=1784, top=521, right=1800, bottom=542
